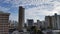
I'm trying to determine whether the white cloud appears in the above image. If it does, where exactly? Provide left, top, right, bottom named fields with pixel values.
left=0, top=6, right=18, bottom=21
left=1, top=0, right=60, bottom=22
left=0, top=6, right=10, bottom=12
left=52, top=6, right=60, bottom=14
left=25, top=1, right=60, bottom=21
left=25, top=7, right=52, bottom=22
left=3, top=0, right=54, bottom=7
left=9, top=14, right=18, bottom=21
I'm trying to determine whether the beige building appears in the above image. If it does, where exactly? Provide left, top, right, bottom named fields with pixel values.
left=0, top=11, right=10, bottom=34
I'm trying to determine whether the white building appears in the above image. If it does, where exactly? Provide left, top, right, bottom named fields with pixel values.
left=45, top=13, right=60, bottom=29
left=52, top=13, right=60, bottom=29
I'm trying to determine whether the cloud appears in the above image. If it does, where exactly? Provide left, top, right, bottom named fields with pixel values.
left=0, top=6, right=18, bottom=21
left=3, top=0, right=60, bottom=9
left=9, top=13, right=18, bottom=21
left=0, top=0, right=60, bottom=22
left=25, top=1, right=60, bottom=21
left=25, top=7, right=52, bottom=22
left=0, top=6, right=10, bottom=12
left=3, top=0, right=54, bottom=7
left=52, top=5, right=60, bottom=14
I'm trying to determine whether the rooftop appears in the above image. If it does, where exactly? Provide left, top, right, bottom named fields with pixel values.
left=0, top=11, right=10, bottom=15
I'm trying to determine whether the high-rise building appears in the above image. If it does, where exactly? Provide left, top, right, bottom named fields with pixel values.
left=27, top=19, right=34, bottom=27
left=45, top=16, right=52, bottom=29
left=52, top=13, right=60, bottom=29
left=0, top=11, right=10, bottom=34
left=45, top=13, right=60, bottom=29
left=18, top=6, right=25, bottom=31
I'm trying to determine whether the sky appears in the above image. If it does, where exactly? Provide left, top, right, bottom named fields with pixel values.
left=0, top=0, right=60, bottom=22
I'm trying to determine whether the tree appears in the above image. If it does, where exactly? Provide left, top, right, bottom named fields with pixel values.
left=29, top=26, right=44, bottom=34
left=37, top=30, right=43, bottom=34
left=30, top=26, right=38, bottom=34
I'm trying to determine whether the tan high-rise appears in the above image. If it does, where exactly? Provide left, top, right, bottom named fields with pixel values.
left=18, top=6, right=25, bottom=31
left=0, top=11, right=10, bottom=34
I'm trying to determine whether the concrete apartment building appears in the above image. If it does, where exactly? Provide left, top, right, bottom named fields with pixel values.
left=45, top=16, right=52, bottom=29
left=18, top=6, right=25, bottom=31
left=0, top=11, right=10, bottom=34
left=45, top=13, right=60, bottom=29
left=52, top=13, right=60, bottom=29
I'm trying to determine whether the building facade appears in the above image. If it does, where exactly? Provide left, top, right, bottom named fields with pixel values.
left=40, top=21, right=46, bottom=29
left=33, top=23, right=37, bottom=27
left=0, top=11, right=10, bottom=34
left=27, top=19, right=34, bottom=27
left=52, top=13, right=60, bottom=29
left=45, top=13, right=60, bottom=29
left=37, top=20, right=42, bottom=29
left=18, top=6, right=25, bottom=31
left=45, top=16, right=52, bottom=29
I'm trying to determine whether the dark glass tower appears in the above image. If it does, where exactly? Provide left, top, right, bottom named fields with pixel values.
left=18, top=6, right=25, bottom=31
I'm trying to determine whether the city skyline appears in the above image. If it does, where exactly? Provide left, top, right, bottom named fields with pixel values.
left=0, top=0, right=60, bottom=22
